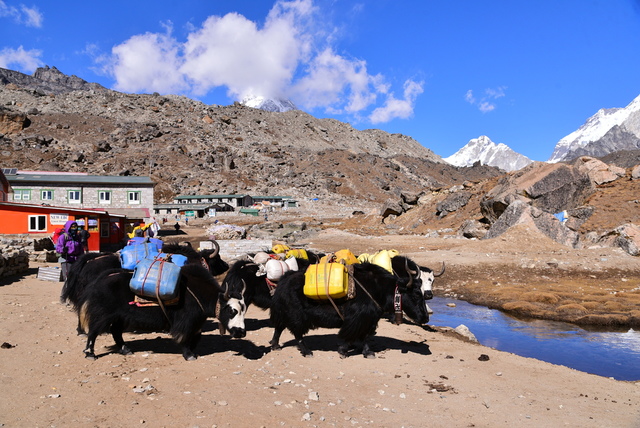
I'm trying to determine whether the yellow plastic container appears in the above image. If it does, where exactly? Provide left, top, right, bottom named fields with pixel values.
left=334, top=249, right=359, bottom=265
left=303, top=263, right=348, bottom=300
left=272, top=244, right=290, bottom=254
left=286, top=248, right=308, bottom=260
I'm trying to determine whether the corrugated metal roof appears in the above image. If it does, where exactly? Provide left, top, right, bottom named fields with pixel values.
left=6, top=173, right=154, bottom=185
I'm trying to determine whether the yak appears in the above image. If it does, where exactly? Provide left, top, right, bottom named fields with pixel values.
left=61, top=241, right=226, bottom=334
left=269, top=255, right=430, bottom=358
left=77, top=242, right=244, bottom=360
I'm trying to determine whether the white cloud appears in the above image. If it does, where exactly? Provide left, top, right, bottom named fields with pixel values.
left=465, top=86, right=507, bottom=113
left=21, top=4, right=42, bottom=27
left=370, top=79, right=424, bottom=124
left=0, top=1, right=43, bottom=27
left=0, top=45, right=43, bottom=71
left=110, top=32, right=187, bottom=94
left=101, top=0, right=421, bottom=124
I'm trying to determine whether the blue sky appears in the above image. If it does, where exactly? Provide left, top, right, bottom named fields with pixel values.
left=2, top=0, right=640, bottom=161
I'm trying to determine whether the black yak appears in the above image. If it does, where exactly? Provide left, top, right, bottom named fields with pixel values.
left=61, top=241, right=227, bottom=335
left=77, top=242, right=243, bottom=360
left=269, top=256, right=430, bottom=358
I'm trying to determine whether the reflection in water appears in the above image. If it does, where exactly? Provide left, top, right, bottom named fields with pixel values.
left=428, top=297, right=640, bottom=381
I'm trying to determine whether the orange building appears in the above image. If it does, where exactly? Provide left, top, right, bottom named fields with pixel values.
left=0, top=201, right=126, bottom=252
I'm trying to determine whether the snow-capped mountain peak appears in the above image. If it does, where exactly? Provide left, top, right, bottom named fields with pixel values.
left=548, top=94, right=640, bottom=163
left=240, top=95, right=297, bottom=113
left=443, top=135, right=533, bottom=172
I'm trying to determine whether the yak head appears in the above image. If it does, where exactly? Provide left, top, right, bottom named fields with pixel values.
left=418, top=262, right=445, bottom=300
left=217, top=280, right=247, bottom=339
left=392, top=257, right=431, bottom=326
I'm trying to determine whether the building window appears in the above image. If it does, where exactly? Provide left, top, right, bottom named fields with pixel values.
left=28, top=215, right=47, bottom=231
left=128, top=191, right=141, bottom=204
left=41, top=190, right=53, bottom=201
left=13, top=189, right=31, bottom=201
left=99, top=190, right=112, bottom=204
left=68, top=190, right=82, bottom=204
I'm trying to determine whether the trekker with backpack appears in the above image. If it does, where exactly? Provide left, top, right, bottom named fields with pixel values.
left=55, top=220, right=85, bottom=281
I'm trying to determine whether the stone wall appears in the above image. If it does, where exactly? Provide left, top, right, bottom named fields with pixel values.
left=0, top=237, right=32, bottom=278
left=212, top=239, right=273, bottom=261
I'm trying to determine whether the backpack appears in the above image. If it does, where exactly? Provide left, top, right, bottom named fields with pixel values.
left=52, top=228, right=64, bottom=245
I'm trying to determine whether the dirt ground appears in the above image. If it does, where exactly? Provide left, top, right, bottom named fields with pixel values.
left=2, top=223, right=640, bottom=427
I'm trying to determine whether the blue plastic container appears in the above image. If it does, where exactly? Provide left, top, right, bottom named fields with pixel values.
left=130, top=257, right=181, bottom=300
left=120, top=242, right=160, bottom=270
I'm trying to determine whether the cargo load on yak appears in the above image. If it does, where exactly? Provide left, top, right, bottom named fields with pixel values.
left=357, top=249, right=399, bottom=273
left=319, top=249, right=358, bottom=265
left=119, top=237, right=163, bottom=270
left=303, top=260, right=354, bottom=300
left=285, top=248, right=308, bottom=260
left=129, top=255, right=182, bottom=301
left=265, top=257, right=298, bottom=281
left=271, top=244, right=290, bottom=255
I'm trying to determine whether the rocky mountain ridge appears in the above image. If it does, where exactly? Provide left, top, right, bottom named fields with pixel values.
left=0, top=66, right=499, bottom=206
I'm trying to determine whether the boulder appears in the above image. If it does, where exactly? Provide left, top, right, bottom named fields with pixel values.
left=572, top=156, right=626, bottom=185
left=484, top=200, right=580, bottom=248
left=480, top=162, right=594, bottom=223
left=400, top=190, right=421, bottom=205
left=458, top=219, right=487, bottom=239
left=0, top=107, right=30, bottom=134
left=565, top=206, right=596, bottom=231
left=436, top=191, right=472, bottom=218
left=596, top=223, right=640, bottom=256
left=380, top=199, right=404, bottom=219
left=632, top=165, right=640, bottom=180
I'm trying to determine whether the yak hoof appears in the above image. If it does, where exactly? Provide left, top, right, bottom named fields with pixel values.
left=84, top=351, right=97, bottom=360
left=270, top=342, right=282, bottom=351
left=364, top=352, right=376, bottom=359
left=183, top=352, right=198, bottom=361
left=118, top=346, right=133, bottom=356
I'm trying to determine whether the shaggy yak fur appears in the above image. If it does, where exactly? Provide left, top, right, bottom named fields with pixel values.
left=269, top=256, right=430, bottom=358
left=77, top=243, right=245, bottom=361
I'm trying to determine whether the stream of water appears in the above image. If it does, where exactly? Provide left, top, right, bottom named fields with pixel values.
left=427, top=297, right=640, bottom=381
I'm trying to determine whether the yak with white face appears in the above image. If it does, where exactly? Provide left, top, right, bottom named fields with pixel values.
left=419, top=262, right=445, bottom=300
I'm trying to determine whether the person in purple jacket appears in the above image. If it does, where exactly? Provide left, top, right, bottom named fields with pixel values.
left=55, top=220, right=85, bottom=281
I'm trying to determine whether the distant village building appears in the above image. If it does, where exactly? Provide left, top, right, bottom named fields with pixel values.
left=2, top=169, right=154, bottom=247
left=5, top=170, right=155, bottom=222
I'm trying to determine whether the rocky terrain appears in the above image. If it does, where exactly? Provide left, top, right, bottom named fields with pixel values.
left=1, top=66, right=502, bottom=206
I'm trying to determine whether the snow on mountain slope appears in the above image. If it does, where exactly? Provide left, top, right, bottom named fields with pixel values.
left=443, top=135, right=533, bottom=172
left=548, top=94, right=640, bottom=163
left=240, top=95, right=297, bottom=112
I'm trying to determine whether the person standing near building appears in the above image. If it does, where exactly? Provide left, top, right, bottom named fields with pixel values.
left=78, top=225, right=90, bottom=252
left=55, top=220, right=85, bottom=281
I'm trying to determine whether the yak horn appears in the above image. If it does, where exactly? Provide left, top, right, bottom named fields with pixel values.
left=224, top=282, right=230, bottom=300
left=208, top=240, right=220, bottom=259
left=406, top=259, right=418, bottom=288
left=434, top=262, right=445, bottom=277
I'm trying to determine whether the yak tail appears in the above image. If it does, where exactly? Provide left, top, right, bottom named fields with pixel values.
left=60, top=253, right=92, bottom=307
left=79, top=302, right=90, bottom=334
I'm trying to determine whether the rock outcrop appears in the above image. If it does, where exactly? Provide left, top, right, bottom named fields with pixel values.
left=480, top=162, right=594, bottom=223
